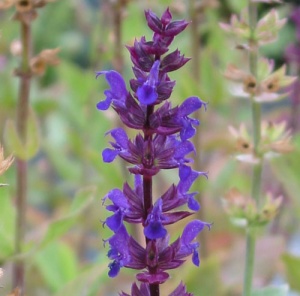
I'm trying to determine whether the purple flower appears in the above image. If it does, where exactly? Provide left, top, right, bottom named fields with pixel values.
left=103, top=131, right=196, bottom=178
left=136, top=60, right=160, bottom=105
left=176, top=220, right=211, bottom=266
left=106, top=225, right=148, bottom=277
left=102, top=128, right=129, bottom=163
left=119, top=283, right=150, bottom=296
left=106, top=225, right=131, bottom=277
left=151, top=97, right=207, bottom=140
left=103, top=177, right=145, bottom=230
left=145, top=8, right=189, bottom=38
left=104, top=188, right=130, bottom=232
left=161, top=49, right=190, bottom=72
left=96, top=71, right=127, bottom=110
left=178, top=170, right=208, bottom=211
left=178, top=97, right=207, bottom=141
left=169, top=282, right=193, bottom=296
left=144, top=199, right=167, bottom=239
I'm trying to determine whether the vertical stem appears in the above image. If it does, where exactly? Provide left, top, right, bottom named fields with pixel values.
left=189, top=0, right=200, bottom=82
left=112, top=0, right=124, bottom=73
left=243, top=229, right=256, bottom=296
left=150, top=284, right=160, bottom=296
left=243, top=2, right=261, bottom=296
left=143, top=175, right=153, bottom=223
left=143, top=105, right=159, bottom=296
left=13, top=21, right=32, bottom=294
left=189, top=0, right=208, bottom=257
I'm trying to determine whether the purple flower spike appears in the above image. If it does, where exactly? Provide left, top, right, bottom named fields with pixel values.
left=96, top=71, right=127, bottom=110
left=98, top=8, right=210, bottom=295
left=137, top=60, right=160, bottom=105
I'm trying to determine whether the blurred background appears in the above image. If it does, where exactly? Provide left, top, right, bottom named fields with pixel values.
left=0, top=0, right=300, bottom=295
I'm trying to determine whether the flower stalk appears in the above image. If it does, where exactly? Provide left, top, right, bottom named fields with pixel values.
left=244, top=3, right=260, bottom=295
left=14, top=18, right=32, bottom=293
left=0, top=1, right=60, bottom=293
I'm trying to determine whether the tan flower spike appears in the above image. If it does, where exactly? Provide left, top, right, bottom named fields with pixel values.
left=224, top=58, right=296, bottom=102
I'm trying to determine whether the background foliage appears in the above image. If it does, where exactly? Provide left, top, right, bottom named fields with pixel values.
left=0, top=0, right=300, bottom=295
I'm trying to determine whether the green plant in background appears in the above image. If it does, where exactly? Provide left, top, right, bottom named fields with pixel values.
left=0, top=0, right=59, bottom=294
left=221, top=0, right=296, bottom=295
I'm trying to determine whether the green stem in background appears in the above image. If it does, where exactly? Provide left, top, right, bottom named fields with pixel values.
left=13, top=20, right=32, bottom=294
left=243, top=2, right=262, bottom=296
left=112, top=0, right=124, bottom=74
left=189, top=0, right=208, bottom=258
left=243, top=228, right=256, bottom=296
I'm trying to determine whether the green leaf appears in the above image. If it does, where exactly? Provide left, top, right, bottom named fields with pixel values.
left=34, top=242, right=79, bottom=292
left=58, top=62, right=94, bottom=104
left=181, top=255, right=224, bottom=296
left=40, top=216, right=77, bottom=249
left=54, top=255, right=108, bottom=296
left=4, top=109, right=40, bottom=160
left=69, top=186, right=96, bottom=214
left=40, top=187, right=95, bottom=248
left=251, top=285, right=289, bottom=296
left=282, top=253, right=300, bottom=292
left=0, top=187, right=15, bottom=260
left=271, top=150, right=300, bottom=215
left=227, top=0, right=247, bottom=13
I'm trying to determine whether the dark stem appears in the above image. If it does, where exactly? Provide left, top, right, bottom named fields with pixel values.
left=143, top=175, right=153, bottom=224
left=143, top=105, right=159, bottom=296
left=150, top=284, right=160, bottom=296
left=13, top=21, right=32, bottom=295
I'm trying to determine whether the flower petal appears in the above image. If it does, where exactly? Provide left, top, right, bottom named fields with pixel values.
left=181, top=220, right=211, bottom=244
left=102, top=148, right=119, bottom=162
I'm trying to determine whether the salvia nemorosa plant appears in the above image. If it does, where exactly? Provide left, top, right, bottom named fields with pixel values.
left=96, top=8, right=211, bottom=296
